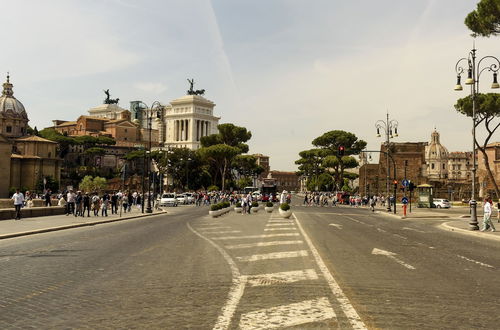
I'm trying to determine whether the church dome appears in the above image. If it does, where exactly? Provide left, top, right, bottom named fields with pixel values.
left=426, top=129, right=448, bottom=160
left=0, top=74, right=28, bottom=119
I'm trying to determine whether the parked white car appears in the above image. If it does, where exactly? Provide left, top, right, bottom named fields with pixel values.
left=184, top=193, right=195, bottom=204
left=176, top=194, right=188, bottom=204
left=433, top=199, right=451, bottom=208
left=160, top=193, right=178, bottom=207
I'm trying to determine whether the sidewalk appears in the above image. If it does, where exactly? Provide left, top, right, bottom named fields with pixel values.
left=0, top=207, right=167, bottom=240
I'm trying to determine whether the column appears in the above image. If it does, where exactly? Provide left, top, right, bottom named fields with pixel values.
left=174, top=120, right=177, bottom=141
left=196, top=120, right=199, bottom=141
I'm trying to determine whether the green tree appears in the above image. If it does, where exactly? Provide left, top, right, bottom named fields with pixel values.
left=199, top=123, right=252, bottom=190
left=199, top=144, right=240, bottom=191
left=455, top=93, right=500, bottom=197
left=39, top=128, right=78, bottom=158
left=295, top=149, right=326, bottom=190
left=311, top=130, right=366, bottom=190
left=465, top=0, right=500, bottom=37
left=36, top=176, right=60, bottom=193
left=79, top=175, right=107, bottom=192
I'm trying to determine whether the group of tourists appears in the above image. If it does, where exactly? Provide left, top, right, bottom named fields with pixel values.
left=61, top=190, right=150, bottom=217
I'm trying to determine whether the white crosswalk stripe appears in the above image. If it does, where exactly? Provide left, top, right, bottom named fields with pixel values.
left=246, top=269, right=319, bottom=287
left=265, top=223, right=296, bottom=227
left=224, top=240, right=304, bottom=249
left=236, top=250, right=308, bottom=262
left=264, top=227, right=296, bottom=231
left=205, top=230, right=242, bottom=234
left=238, top=297, right=336, bottom=329
left=211, top=233, right=300, bottom=240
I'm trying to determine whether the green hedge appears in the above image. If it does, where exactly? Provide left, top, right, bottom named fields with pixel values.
left=251, top=201, right=259, bottom=207
left=266, top=201, right=274, bottom=207
left=210, top=201, right=231, bottom=211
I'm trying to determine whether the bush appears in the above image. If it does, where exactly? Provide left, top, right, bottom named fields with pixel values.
left=222, top=201, right=230, bottom=208
left=266, top=201, right=274, bottom=207
left=280, top=203, right=290, bottom=211
left=210, top=204, right=221, bottom=211
left=208, top=185, right=219, bottom=192
left=251, top=201, right=259, bottom=207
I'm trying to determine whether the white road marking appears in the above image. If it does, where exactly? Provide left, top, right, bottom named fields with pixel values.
left=329, top=223, right=343, bottom=229
left=237, top=250, right=308, bottom=262
left=377, top=228, right=387, bottom=233
left=393, top=234, right=408, bottom=240
left=457, top=255, right=494, bottom=269
left=402, top=227, right=426, bottom=233
left=372, top=248, right=416, bottom=270
left=247, top=269, right=319, bottom=287
left=264, top=227, right=296, bottom=231
left=294, top=214, right=368, bottom=329
left=200, top=226, right=233, bottom=230
left=268, top=219, right=295, bottom=223
left=207, top=230, right=242, bottom=234
left=344, top=216, right=364, bottom=225
left=186, top=223, right=246, bottom=330
left=225, top=240, right=304, bottom=249
left=266, top=223, right=297, bottom=227
left=212, top=233, right=300, bottom=240
left=238, top=297, right=335, bottom=330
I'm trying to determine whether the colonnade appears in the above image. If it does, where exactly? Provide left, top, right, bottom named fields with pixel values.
left=173, top=119, right=211, bottom=142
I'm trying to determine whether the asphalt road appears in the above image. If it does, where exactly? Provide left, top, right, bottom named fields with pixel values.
left=1, top=203, right=499, bottom=329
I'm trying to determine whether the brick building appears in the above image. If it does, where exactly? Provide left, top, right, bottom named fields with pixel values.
left=478, top=142, right=500, bottom=199
left=268, top=170, right=300, bottom=192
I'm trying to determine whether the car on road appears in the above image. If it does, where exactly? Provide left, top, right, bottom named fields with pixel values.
left=159, top=193, right=178, bottom=207
left=176, top=194, right=188, bottom=204
left=433, top=198, right=451, bottom=208
left=184, top=192, right=195, bottom=204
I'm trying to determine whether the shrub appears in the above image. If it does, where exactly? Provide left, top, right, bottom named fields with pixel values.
left=266, top=201, right=274, bottom=207
left=251, top=201, right=259, bottom=207
left=280, top=203, right=290, bottom=211
left=208, top=185, right=219, bottom=192
left=210, top=204, right=221, bottom=211
left=222, top=201, right=230, bottom=208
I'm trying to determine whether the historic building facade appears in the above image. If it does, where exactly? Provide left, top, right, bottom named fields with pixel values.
left=0, top=75, right=61, bottom=197
left=358, top=129, right=474, bottom=201
left=478, top=142, right=500, bottom=198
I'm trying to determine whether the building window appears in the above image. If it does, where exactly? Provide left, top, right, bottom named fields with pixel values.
left=125, top=129, right=128, bottom=133
left=442, top=164, right=445, bottom=170
left=6, top=126, right=12, bottom=133
left=431, top=163, right=435, bottom=170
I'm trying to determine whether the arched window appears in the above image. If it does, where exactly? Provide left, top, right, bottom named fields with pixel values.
left=431, top=163, right=435, bottom=170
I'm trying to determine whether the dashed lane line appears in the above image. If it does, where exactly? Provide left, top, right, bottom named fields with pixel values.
left=236, top=250, right=308, bottom=262
left=294, top=213, right=368, bottom=330
left=224, top=240, right=304, bottom=250
left=457, top=254, right=495, bottom=269
left=264, top=227, right=296, bottom=231
left=211, top=233, right=300, bottom=240
left=238, top=297, right=336, bottom=330
left=246, top=269, right=319, bottom=287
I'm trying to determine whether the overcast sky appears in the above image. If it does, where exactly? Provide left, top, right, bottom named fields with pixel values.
left=2, top=0, right=499, bottom=171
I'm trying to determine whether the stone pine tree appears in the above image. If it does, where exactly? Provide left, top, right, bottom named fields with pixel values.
left=455, top=93, right=500, bottom=198
left=312, top=130, right=366, bottom=191
left=465, top=0, right=500, bottom=37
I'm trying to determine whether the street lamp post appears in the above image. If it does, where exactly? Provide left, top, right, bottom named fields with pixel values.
left=134, top=101, right=163, bottom=214
left=376, top=113, right=399, bottom=212
left=454, top=46, right=499, bottom=231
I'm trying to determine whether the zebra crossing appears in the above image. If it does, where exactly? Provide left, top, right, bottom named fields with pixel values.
left=191, top=213, right=367, bottom=329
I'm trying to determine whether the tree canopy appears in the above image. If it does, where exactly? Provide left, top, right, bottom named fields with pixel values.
left=465, top=0, right=500, bottom=37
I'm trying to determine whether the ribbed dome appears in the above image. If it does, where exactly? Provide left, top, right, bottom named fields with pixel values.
left=426, top=130, right=448, bottom=160
left=0, top=75, right=28, bottom=119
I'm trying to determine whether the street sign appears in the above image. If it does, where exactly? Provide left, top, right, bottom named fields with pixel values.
left=402, top=179, right=409, bottom=187
left=402, top=196, right=409, bottom=204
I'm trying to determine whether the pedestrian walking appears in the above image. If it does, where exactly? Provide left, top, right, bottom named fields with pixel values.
left=101, top=193, right=109, bottom=217
left=497, top=200, right=500, bottom=223
left=66, top=190, right=75, bottom=215
left=92, top=194, right=100, bottom=216
left=82, top=192, right=91, bottom=217
left=111, top=192, right=118, bottom=214
left=44, top=189, right=51, bottom=207
left=481, top=197, right=495, bottom=232
left=11, top=189, right=24, bottom=220
left=75, top=191, right=83, bottom=217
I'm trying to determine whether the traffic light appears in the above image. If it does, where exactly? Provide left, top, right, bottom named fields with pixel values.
left=408, top=181, right=416, bottom=192
left=393, top=180, right=398, bottom=190
left=338, top=146, right=345, bottom=156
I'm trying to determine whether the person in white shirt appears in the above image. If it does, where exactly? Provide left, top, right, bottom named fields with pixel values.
left=481, top=197, right=495, bottom=232
left=11, top=189, right=24, bottom=220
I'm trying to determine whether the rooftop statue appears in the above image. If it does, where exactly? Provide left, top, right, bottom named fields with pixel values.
left=104, top=89, right=119, bottom=104
left=187, top=79, right=205, bottom=96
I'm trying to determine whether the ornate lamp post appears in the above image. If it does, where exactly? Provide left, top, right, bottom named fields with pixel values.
left=376, top=113, right=399, bottom=212
left=134, top=101, right=163, bottom=213
left=454, top=46, right=499, bottom=230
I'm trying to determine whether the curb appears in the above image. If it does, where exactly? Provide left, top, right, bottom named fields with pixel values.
left=0, top=211, right=168, bottom=240
left=439, top=221, right=500, bottom=242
